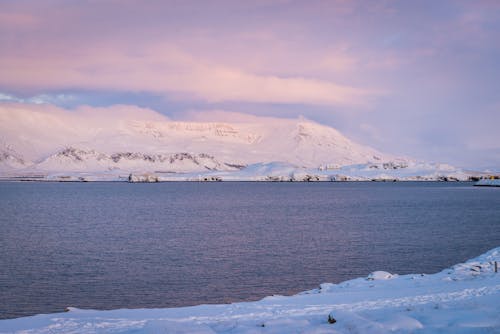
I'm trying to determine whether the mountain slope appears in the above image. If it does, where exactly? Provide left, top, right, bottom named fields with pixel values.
left=0, top=103, right=395, bottom=174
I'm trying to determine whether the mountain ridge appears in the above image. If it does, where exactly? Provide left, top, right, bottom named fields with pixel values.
left=0, top=103, right=394, bottom=173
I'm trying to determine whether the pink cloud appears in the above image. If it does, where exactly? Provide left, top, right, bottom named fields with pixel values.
left=0, top=1, right=393, bottom=106
left=0, top=41, right=376, bottom=106
left=0, top=12, right=38, bottom=27
left=0, top=0, right=497, bottom=114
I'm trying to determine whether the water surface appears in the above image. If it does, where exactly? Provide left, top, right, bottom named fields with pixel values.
left=1, top=181, right=499, bottom=319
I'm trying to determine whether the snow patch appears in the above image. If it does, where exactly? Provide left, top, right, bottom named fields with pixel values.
left=367, top=271, right=397, bottom=281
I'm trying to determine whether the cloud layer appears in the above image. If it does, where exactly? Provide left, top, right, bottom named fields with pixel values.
left=3, top=44, right=373, bottom=106
left=0, top=2, right=377, bottom=106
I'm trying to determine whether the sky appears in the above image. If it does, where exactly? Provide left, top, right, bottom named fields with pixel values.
left=1, top=0, right=499, bottom=169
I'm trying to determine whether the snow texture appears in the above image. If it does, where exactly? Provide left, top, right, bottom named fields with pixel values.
left=1, top=247, right=500, bottom=333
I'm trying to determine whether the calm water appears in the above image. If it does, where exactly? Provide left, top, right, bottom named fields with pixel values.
left=1, top=181, right=499, bottom=319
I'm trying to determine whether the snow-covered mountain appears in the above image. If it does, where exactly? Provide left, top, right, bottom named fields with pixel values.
left=0, top=103, right=396, bottom=174
left=1, top=103, right=482, bottom=181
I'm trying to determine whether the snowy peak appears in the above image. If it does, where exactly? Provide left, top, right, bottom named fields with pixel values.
left=128, top=120, right=261, bottom=144
left=294, top=122, right=367, bottom=154
left=0, top=103, right=406, bottom=175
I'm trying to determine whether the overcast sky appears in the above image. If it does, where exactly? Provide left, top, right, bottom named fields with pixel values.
left=1, top=0, right=499, bottom=169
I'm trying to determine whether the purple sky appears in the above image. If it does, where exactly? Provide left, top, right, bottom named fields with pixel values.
left=1, top=0, right=499, bottom=169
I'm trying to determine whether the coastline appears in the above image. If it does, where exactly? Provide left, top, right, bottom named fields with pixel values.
left=1, top=247, right=499, bottom=333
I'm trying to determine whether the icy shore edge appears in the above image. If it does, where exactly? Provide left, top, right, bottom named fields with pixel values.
left=1, top=247, right=499, bottom=333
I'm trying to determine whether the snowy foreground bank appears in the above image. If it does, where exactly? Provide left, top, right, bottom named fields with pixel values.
left=1, top=248, right=500, bottom=333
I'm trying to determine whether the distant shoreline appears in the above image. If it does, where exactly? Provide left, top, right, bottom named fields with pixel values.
left=0, top=177, right=480, bottom=183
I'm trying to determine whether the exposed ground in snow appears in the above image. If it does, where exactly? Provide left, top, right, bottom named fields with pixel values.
left=1, top=248, right=499, bottom=333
